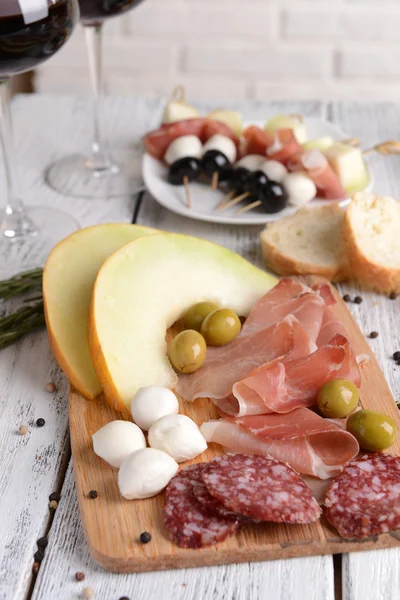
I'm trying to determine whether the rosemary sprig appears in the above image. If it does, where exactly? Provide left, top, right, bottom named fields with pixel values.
left=0, top=269, right=45, bottom=350
left=0, top=268, right=43, bottom=300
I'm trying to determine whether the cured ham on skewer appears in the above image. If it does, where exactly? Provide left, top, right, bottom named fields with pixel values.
left=143, top=118, right=239, bottom=160
left=288, top=149, right=347, bottom=200
left=266, top=129, right=302, bottom=165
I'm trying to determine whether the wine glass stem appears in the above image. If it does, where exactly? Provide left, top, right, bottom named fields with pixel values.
left=0, top=79, right=35, bottom=239
left=84, top=23, right=110, bottom=171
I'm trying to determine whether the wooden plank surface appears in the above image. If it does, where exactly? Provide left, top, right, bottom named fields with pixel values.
left=29, top=98, right=338, bottom=599
left=331, top=102, right=400, bottom=600
left=3, top=96, right=400, bottom=600
left=0, top=95, right=161, bottom=600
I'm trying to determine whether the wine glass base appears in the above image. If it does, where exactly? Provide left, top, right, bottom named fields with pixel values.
left=45, top=153, right=143, bottom=199
left=0, top=206, right=79, bottom=279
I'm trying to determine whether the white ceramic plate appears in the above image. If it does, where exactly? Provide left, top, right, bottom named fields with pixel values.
left=142, top=117, right=373, bottom=226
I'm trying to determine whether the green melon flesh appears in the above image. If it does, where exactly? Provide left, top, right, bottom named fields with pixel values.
left=43, top=223, right=156, bottom=399
left=90, top=234, right=277, bottom=411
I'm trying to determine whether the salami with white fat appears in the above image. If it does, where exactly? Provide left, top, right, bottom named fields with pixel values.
left=202, top=454, right=321, bottom=523
left=192, top=475, right=249, bottom=521
left=163, top=463, right=239, bottom=549
left=324, top=453, right=400, bottom=539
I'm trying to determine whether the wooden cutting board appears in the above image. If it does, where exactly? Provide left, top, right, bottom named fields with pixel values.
left=69, top=282, right=400, bottom=573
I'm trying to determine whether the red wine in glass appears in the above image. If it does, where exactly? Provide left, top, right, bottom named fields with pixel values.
left=0, top=0, right=80, bottom=278
left=0, top=0, right=78, bottom=76
left=78, top=0, right=145, bottom=24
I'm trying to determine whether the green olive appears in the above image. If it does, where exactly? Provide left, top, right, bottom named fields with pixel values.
left=317, top=379, right=359, bottom=418
left=200, top=308, right=241, bottom=347
left=168, top=329, right=206, bottom=374
left=347, top=409, right=396, bottom=451
left=183, top=302, right=220, bottom=332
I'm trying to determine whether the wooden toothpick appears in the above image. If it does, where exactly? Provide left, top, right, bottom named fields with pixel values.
left=183, top=176, right=191, bottom=208
left=215, top=189, right=235, bottom=210
left=236, top=200, right=262, bottom=215
left=217, top=191, right=250, bottom=211
left=211, top=171, right=219, bottom=190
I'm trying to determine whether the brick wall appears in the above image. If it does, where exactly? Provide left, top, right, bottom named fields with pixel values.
left=36, top=0, right=400, bottom=101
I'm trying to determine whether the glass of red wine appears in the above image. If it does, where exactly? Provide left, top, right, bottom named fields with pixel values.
left=45, top=0, right=145, bottom=199
left=0, top=0, right=79, bottom=277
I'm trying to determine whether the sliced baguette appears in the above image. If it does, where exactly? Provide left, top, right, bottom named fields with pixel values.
left=342, top=191, right=400, bottom=293
left=260, top=204, right=351, bottom=282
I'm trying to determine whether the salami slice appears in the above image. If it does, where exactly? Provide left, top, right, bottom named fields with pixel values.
left=163, top=463, right=239, bottom=549
left=202, top=454, right=321, bottom=523
left=192, top=475, right=245, bottom=520
left=324, top=453, right=400, bottom=539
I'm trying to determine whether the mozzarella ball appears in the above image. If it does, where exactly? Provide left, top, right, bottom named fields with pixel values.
left=92, top=421, right=146, bottom=469
left=148, top=414, right=208, bottom=463
left=118, top=448, right=178, bottom=500
left=131, top=386, right=179, bottom=431
left=259, top=160, right=288, bottom=183
left=235, top=155, right=263, bottom=171
left=283, top=172, right=317, bottom=207
left=202, top=134, right=237, bottom=163
left=164, top=135, right=202, bottom=165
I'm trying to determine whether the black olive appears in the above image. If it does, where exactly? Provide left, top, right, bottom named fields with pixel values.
left=202, top=150, right=231, bottom=182
left=168, top=157, right=202, bottom=185
left=262, top=180, right=288, bottom=214
left=226, top=167, right=250, bottom=194
left=246, top=169, right=270, bottom=198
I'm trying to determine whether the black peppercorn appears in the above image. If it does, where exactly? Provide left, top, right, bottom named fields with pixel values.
left=393, top=351, right=400, bottom=361
left=36, top=418, right=45, bottom=427
left=88, top=490, right=98, bottom=499
left=37, top=537, right=48, bottom=549
left=369, top=331, right=379, bottom=339
left=139, top=531, right=152, bottom=544
left=119, top=597, right=130, bottom=600
left=343, top=294, right=351, bottom=302
left=353, top=296, right=363, bottom=304
left=49, top=491, right=60, bottom=502
left=75, top=572, right=85, bottom=582
left=34, top=550, right=44, bottom=563
left=389, top=292, right=397, bottom=300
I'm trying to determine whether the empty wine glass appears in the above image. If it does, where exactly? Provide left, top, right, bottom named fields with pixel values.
left=0, top=0, right=80, bottom=277
left=45, top=0, right=146, bottom=199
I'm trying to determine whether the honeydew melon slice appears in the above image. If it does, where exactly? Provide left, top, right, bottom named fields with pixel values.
left=324, top=142, right=371, bottom=194
left=89, top=234, right=277, bottom=415
left=302, top=136, right=334, bottom=152
left=264, top=114, right=307, bottom=144
left=207, top=109, right=243, bottom=138
left=43, top=223, right=157, bottom=400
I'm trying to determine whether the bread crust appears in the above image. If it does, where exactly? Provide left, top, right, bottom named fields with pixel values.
left=260, top=204, right=351, bottom=282
left=342, top=201, right=400, bottom=293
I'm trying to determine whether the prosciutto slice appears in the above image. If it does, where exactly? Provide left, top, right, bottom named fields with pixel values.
left=288, top=150, right=346, bottom=200
left=176, top=279, right=327, bottom=403
left=176, top=316, right=308, bottom=403
left=266, top=129, right=302, bottom=165
left=143, top=118, right=238, bottom=160
left=201, top=407, right=359, bottom=479
left=215, top=334, right=361, bottom=417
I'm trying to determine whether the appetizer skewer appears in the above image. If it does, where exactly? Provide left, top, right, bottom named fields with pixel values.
left=165, top=135, right=203, bottom=208
left=202, top=134, right=237, bottom=190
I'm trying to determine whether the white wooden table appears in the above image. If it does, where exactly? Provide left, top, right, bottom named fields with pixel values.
left=0, top=95, right=400, bottom=600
